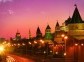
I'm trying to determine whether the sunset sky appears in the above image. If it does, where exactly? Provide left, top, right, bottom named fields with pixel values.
left=0, top=0, right=84, bottom=39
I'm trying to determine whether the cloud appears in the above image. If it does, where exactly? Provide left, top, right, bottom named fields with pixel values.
left=0, top=0, right=13, bottom=3
left=8, top=9, right=14, bottom=15
left=0, top=9, right=14, bottom=15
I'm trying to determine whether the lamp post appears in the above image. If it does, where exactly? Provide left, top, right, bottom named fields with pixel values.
left=34, top=41, right=37, bottom=54
left=28, top=42, right=32, bottom=54
left=61, top=34, right=68, bottom=56
left=64, top=36, right=68, bottom=56
left=74, top=43, right=78, bottom=62
left=40, top=39, right=45, bottom=54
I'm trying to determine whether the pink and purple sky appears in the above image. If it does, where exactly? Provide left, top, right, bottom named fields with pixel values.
left=0, top=0, right=84, bottom=39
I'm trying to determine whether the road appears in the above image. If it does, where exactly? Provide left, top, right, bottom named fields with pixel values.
left=6, top=54, right=35, bottom=62
left=5, top=54, right=75, bottom=62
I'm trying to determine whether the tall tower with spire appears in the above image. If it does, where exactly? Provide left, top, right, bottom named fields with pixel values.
left=45, top=24, right=52, bottom=40
left=15, top=30, right=21, bottom=41
left=67, top=4, right=84, bottom=40
left=55, top=21, right=60, bottom=32
left=36, top=27, right=42, bottom=39
left=70, top=4, right=83, bottom=23
left=29, top=29, right=32, bottom=39
left=54, top=21, right=65, bottom=43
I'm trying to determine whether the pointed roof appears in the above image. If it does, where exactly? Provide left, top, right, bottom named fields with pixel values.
left=37, top=27, right=41, bottom=33
left=56, top=21, right=60, bottom=27
left=46, top=24, right=51, bottom=29
left=29, top=29, right=31, bottom=35
left=65, top=16, right=71, bottom=25
left=29, top=29, right=32, bottom=39
left=70, top=4, right=83, bottom=23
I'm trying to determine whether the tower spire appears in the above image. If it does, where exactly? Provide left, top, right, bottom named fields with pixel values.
left=56, top=21, right=60, bottom=27
left=74, top=4, right=77, bottom=7
left=45, top=24, right=52, bottom=40
left=55, top=21, right=60, bottom=31
left=36, top=26, right=42, bottom=39
left=37, top=26, right=41, bottom=34
left=29, top=29, right=32, bottom=39
left=46, top=24, right=51, bottom=29
left=70, top=4, right=83, bottom=23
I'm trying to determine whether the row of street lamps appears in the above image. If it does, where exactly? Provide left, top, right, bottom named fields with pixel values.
left=2, top=35, right=84, bottom=59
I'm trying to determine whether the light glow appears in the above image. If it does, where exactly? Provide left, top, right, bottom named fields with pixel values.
left=34, top=41, right=37, bottom=44
left=56, top=52, right=58, bottom=54
left=64, top=36, right=68, bottom=40
left=40, top=40, right=44, bottom=44
left=81, top=43, right=83, bottom=46
left=29, top=42, right=31, bottom=45
left=75, top=43, right=78, bottom=46
left=61, top=34, right=65, bottom=37
left=0, top=45, right=5, bottom=53
left=64, top=52, right=66, bottom=56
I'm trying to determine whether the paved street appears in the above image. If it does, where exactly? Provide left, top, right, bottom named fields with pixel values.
left=6, top=54, right=35, bottom=62
left=5, top=53, right=75, bottom=62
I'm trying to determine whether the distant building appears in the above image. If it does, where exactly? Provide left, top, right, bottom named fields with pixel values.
left=55, top=21, right=60, bottom=32
left=44, top=24, right=53, bottom=44
left=36, top=27, right=42, bottom=39
left=63, top=5, right=84, bottom=40
left=10, top=5, right=84, bottom=41
left=45, top=24, right=53, bottom=40
left=54, top=21, right=65, bottom=43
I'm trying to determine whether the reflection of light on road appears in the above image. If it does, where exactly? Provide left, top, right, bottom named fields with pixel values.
left=6, top=56, right=15, bottom=62
left=6, top=54, right=35, bottom=62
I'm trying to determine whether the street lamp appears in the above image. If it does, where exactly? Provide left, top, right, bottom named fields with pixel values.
left=81, top=43, right=83, bottom=46
left=12, top=44, right=14, bottom=47
left=34, top=41, right=37, bottom=44
left=22, top=43, right=25, bottom=46
left=64, top=36, right=68, bottom=39
left=55, top=52, right=58, bottom=54
left=40, top=40, right=44, bottom=44
left=44, top=51, right=46, bottom=54
left=18, top=43, right=20, bottom=46
left=64, top=52, right=66, bottom=56
left=75, top=43, right=78, bottom=46
left=14, top=44, right=16, bottom=46
left=74, top=43, right=79, bottom=62
left=61, top=34, right=65, bottom=38
left=39, top=40, right=45, bottom=54
left=28, top=42, right=31, bottom=45
left=50, top=50, right=53, bottom=53
left=61, top=34, right=68, bottom=56
left=64, top=36, right=68, bottom=56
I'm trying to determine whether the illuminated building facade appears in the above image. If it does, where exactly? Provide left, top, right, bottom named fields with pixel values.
left=45, top=24, right=53, bottom=40
left=62, top=5, right=84, bottom=40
